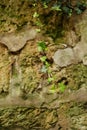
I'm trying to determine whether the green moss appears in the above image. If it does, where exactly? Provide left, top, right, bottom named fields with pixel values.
left=0, top=107, right=58, bottom=129
left=67, top=64, right=87, bottom=89
left=0, top=0, right=35, bottom=32
left=67, top=102, right=84, bottom=116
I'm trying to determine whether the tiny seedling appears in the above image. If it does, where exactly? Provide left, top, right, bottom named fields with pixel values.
left=33, top=12, right=39, bottom=18
left=45, top=61, right=50, bottom=68
left=37, top=40, right=50, bottom=74
left=49, top=84, right=57, bottom=94
left=43, top=2, right=48, bottom=8
left=49, top=82, right=66, bottom=94
left=37, top=41, right=47, bottom=52
left=40, top=56, right=50, bottom=72
left=40, top=56, right=47, bottom=62
left=51, top=4, right=61, bottom=11
left=35, top=21, right=43, bottom=27
left=58, top=82, right=66, bottom=93
left=32, top=3, right=36, bottom=7
left=48, top=77, right=54, bottom=83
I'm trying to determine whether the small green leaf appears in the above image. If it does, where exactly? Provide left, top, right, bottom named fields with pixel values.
left=38, top=46, right=43, bottom=52
left=32, top=3, right=36, bottom=7
left=35, top=21, right=43, bottom=27
left=49, top=84, right=56, bottom=93
left=48, top=77, right=54, bottom=83
left=59, top=82, right=66, bottom=93
left=40, top=56, right=47, bottom=62
left=37, top=41, right=47, bottom=52
left=75, top=8, right=82, bottom=14
left=43, top=2, right=48, bottom=8
left=51, top=5, right=61, bottom=11
left=33, top=12, right=39, bottom=18
left=45, top=61, right=50, bottom=68
left=62, top=6, right=70, bottom=13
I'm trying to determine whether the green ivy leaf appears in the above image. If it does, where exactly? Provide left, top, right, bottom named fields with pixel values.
left=51, top=5, right=61, bottom=11
left=43, top=2, right=48, bottom=8
left=75, top=8, right=82, bottom=14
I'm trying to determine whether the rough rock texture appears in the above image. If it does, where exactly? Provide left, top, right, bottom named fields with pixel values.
left=53, top=17, right=87, bottom=67
left=53, top=42, right=87, bottom=67
left=53, top=9, right=87, bottom=67
left=0, top=1, right=87, bottom=130
left=0, top=45, right=10, bottom=93
left=74, top=42, right=87, bottom=63
left=53, top=48, right=76, bottom=67
left=0, top=27, right=37, bottom=52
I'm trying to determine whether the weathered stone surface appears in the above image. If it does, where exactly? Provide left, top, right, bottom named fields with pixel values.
left=83, top=55, right=87, bottom=65
left=0, top=27, right=37, bottom=52
left=73, top=9, right=87, bottom=65
left=53, top=10, right=87, bottom=67
left=53, top=48, right=75, bottom=67
left=66, top=30, right=78, bottom=47
left=0, top=45, right=10, bottom=92
left=60, top=87, right=87, bottom=103
left=53, top=42, right=87, bottom=67
left=73, top=42, right=87, bottom=62
left=0, top=1, right=87, bottom=130
left=0, top=107, right=58, bottom=130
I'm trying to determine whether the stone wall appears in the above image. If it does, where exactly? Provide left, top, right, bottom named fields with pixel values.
left=0, top=1, right=87, bottom=130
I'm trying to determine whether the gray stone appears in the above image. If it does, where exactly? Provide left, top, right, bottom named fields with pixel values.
left=53, top=48, right=75, bottom=67
left=53, top=42, right=87, bottom=67
left=0, top=27, right=37, bottom=52
left=73, top=42, right=87, bottom=62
